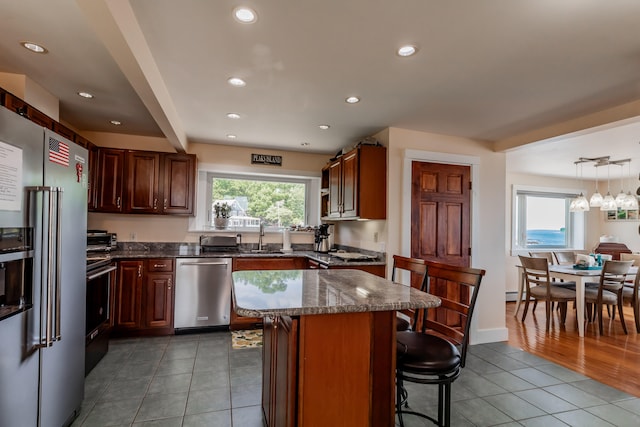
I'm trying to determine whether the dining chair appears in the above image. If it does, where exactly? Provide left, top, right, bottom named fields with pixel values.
left=391, top=255, right=428, bottom=331
left=584, top=260, right=634, bottom=334
left=553, top=251, right=576, bottom=265
left=518, top=255, right=577, bottom=330
left=620, top=267, right=640, bottom=333
left=396, top=260, right=485, bottom=427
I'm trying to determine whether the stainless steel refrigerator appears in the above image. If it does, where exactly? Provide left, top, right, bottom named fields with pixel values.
left=0, top=107, right=87, bottom=427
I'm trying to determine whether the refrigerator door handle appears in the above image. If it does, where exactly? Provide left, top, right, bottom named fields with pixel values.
left=53, top=188, right=63, bottom=341
left=26, top=186, right=61, bottom=349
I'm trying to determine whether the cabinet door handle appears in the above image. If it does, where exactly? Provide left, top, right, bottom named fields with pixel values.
left=153, top=198, right=158, bottom=209
left=168, top=278, right=172, bottom=290
left=138, top=265, right=142, bottom=277
left=153, top=264, right=166, bottom=268
left=164, top=198, right=167, bottom=209
left=116, top=196, right=121, bottom=209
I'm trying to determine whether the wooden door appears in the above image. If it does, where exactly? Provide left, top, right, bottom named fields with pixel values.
left=162, top=153, right=195, bottom=214
left=125, top=151, right=160, bottom=213
left=341, top=150, right=359, bottom=217
left=96, top=148, right=125, bottom=212
left=411, top=161, right=471, bottom=267
left=144, top=272, right=173, bottom=328
left=115, top=261, right=143, bottom=329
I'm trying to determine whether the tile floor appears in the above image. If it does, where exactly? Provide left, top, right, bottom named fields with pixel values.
left=73, top=332, right=640, bottom=427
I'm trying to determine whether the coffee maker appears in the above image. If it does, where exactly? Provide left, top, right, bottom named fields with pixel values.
left=315, top=224, right=331, bottom=253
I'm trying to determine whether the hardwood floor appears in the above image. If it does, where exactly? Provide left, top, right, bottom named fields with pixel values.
left=506, top=300, right=640, bottom=397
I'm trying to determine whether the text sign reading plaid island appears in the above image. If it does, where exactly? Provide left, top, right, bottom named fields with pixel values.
left=49, top=137, right=69, bottom=166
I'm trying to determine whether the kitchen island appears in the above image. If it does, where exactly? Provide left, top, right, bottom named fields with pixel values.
left=232, top=269, right=440, bottom=427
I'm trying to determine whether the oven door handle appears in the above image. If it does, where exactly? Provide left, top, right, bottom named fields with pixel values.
left=87, top=265, right=117, bottom=281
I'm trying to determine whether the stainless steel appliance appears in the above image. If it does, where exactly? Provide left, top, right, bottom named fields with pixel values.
left=85, top=255, right=116, bottom=374
left=174, top=257, right=232, bottom=331
left=0, top=107, right=87, bottom=427
left=315, top=224, right=331, bottom=253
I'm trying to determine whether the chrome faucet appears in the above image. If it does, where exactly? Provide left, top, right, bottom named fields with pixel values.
left=258, top=222, right=265, bottom=251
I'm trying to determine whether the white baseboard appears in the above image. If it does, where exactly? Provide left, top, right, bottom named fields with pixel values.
left=471, top=327, right=509, bottom=344
left=505, top=291, right=520, bottom=302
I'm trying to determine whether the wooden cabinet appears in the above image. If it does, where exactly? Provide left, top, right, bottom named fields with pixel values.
left=231, top=257, right=308, bottom=330
left=144, top=259, right=174, bottom=329
left=52, top=122, right=75, bottom=141
left=93, top=149, right=196, bottom=215
left=3, top=92, right=54, bottom=129
left=163, top=153, right=196, bottom=214
left=113, top=258, right=175, bottom=336
left=321, top=145, right=386, bottom=220
left=126, top=151, right=161, bottom=213
left=115, top=260, right=143, bottom=329
left=262, top=315, right=298, bottom=427
left=96, top=148, right=125, bottom=212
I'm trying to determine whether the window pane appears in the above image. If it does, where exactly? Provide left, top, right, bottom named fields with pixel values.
left=525, top=195, right=567, bottom=247
left=211, top=177, right=306, bottom=228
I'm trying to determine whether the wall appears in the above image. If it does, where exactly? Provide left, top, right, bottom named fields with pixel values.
left=383, top=127, right=508, bottom=344
left=87, top=135, right=329, bottom=245
left=0, top=72, right=59, bottom=120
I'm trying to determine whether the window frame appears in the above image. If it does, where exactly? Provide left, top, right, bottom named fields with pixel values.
left=510, top=185, right=586, bottom=256
left=189, top=169, right=320, bottom=232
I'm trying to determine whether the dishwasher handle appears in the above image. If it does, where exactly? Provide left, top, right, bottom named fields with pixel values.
left=179, top=261, right=229, bottom=267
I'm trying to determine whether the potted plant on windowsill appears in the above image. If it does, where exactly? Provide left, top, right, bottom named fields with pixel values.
left=213, top=201, right=232, bottom=229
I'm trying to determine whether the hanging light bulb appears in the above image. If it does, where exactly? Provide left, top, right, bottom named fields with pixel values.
left=601, top=162, right=618, bottom=211
left=623, top=160, right=639, bottom=210
left=570, top=162, right=590, bottom=212
left=615, top=163, right=627, bottom=207
left=589, top=164, right=603, bottom=207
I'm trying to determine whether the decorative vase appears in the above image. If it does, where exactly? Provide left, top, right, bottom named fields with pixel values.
left=214, top=217, right=229, bottom=230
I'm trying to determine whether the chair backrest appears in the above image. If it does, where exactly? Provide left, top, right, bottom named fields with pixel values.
left=620, top=253, right=640, bottom=266
left=529, top=252, right=554, bottom=265
left=599, top=260, right=634, bottom=290
left=392, top=255, right=428, bottom=329
left=519, top=255, right=553, bottom=298
left=554, top=251, right=576, bottom=265
left=413, top=260, right=485, bottom=368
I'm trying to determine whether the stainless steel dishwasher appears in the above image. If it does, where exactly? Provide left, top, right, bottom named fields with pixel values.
left=174, top=257, right=232, bottom=331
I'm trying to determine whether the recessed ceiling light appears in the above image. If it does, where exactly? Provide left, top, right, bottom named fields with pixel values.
left=397, top=45, right=418, bottom=57
left=228, top=77, right=246, bottom=87
left=227, top=134, right=237, bottom=139
left=110, top=120, right=122, bottom=126
left=300, top=142, right=310, bottom=147
left=77, top=91, right=94, bottom=99
left=345, top=96, right=360, bottom=104
left=20, top=41, right=48, bottom=54
left=226, top=113, right=241, bottom=119
left=318, top=124, right=330, bottom=130
left=233, top=7, right=257, bottom=23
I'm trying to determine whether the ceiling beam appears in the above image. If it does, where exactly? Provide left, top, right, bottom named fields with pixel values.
left=76, top=0, right=188, bottom=153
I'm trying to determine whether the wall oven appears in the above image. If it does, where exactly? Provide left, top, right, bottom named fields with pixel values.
left=85, top=255, right=116, bottom=374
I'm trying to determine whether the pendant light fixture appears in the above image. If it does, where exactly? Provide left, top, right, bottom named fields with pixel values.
left=600, top=161, right=618, bottom=211
left=570, top=161, right=590, bottom=212
left=622, top=160, right=639, bottom=210
left=615, top=163, right=627, bottom=207
left=589, top=164, right=603, bottom=207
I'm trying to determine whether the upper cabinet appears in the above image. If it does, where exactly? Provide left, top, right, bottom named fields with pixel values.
left=93, top=148, right=196, bottom=216
left=321, top=145, right=387, bottom=220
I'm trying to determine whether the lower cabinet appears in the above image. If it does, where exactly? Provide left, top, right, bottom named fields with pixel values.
left=114, top=258, right=175, bottom=336
left=230, top=257, right=308, bottom=330
left=262, top=315, right=298, bottom=427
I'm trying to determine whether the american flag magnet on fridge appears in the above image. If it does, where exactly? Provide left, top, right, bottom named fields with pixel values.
left=49, top=137, right=69, bottom=166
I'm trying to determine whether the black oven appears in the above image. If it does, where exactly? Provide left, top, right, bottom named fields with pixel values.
left=85, top=256, right=116, bottom=375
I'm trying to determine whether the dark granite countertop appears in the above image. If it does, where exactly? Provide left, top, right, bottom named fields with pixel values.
left=106, top=246, right=385, bottom=267
left=232, top=269, right=440, bottom=317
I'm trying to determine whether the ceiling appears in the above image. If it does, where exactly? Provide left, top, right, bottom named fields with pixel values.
left=1, top=0, right=640, bottom=174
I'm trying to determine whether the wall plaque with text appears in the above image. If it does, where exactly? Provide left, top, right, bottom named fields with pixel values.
left=251, top=153, right=282, bottom=166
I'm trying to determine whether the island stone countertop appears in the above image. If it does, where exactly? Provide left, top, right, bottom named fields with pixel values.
left=232, top=268, right=440, bottom=317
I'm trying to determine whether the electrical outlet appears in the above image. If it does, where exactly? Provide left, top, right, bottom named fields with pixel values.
left=130, top=232, right=136, bottom=241
left=373, top=232, right=379, bottom=243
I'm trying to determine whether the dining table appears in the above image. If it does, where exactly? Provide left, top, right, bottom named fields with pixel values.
left=515, top=263, right=637, bottom=337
